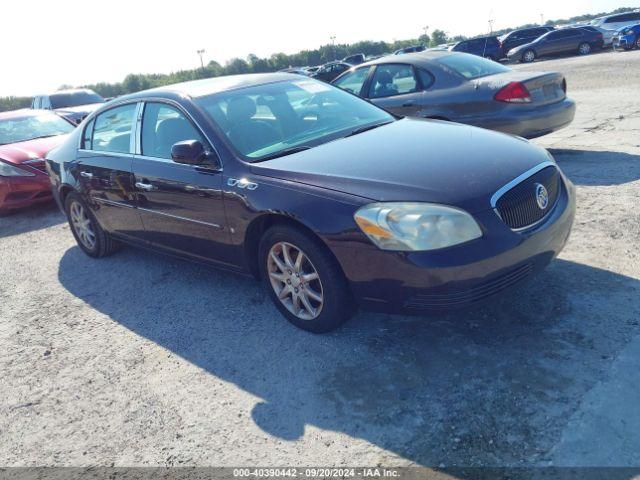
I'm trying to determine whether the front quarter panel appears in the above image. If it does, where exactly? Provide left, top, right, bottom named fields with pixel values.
left=222, top=172, right=371, bottom=272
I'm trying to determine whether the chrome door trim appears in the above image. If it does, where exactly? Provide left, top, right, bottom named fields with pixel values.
left=137, top=207, right=222, bottom=229
left=92, top=197, right=135, bottom=209
left=490, top=160, right=556, bottom=208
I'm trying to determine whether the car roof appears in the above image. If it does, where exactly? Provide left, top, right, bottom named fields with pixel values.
left=359, top=50, right=456, bottom=67
left=114, top=73, right=303, bottom=102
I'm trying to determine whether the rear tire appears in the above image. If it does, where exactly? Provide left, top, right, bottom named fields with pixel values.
left=635, top=36, right=640, bottom=50
left=258, top=225, right=355, bottom=333
left=578, top=42, right=592, bottom=55
left=65, top=192, right=119, bottom=258
left=521, top=49, right=536, bottom=63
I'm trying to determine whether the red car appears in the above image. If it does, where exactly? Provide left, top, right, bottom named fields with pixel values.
left=0, top=109, right=74, bottom=213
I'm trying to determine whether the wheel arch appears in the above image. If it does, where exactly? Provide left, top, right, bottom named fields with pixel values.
left=243, top=213, right=342, bottom=280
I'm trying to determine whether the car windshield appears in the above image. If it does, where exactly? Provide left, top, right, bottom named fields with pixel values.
left=438, top=53, right=511, bottom=80
left=195, top=79, right=394, bottom=161
left=0, top=112, right=73, bottom=145
left=49, top=91, right=104, bottom=109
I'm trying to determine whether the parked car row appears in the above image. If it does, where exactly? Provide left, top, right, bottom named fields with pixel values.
left=44, top=73, right=576, bottom=333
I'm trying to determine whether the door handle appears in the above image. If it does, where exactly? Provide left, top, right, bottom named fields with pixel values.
left=80, top=171, right=93, bottom=179
left=135, top=181, right=157, bottom=191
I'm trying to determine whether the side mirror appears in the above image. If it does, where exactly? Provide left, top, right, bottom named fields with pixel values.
left=171, top=140, right=220, bottom=169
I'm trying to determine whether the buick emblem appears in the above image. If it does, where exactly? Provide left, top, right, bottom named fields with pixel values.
left=535, top=183, right=549, bottom=210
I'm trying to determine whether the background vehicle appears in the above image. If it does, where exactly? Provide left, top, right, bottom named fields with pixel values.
left=589, top=11, right=640, bottom=46
left=394, top=45, right=426, bottom=55
left=343, top=53, right=366, bottom=65
left=311, top=61, right=351, bottom=82
left=498, top=26, right=555, bottom=56
left=450, top=36, right=503, bottom=60
left=46, top=74, right=574, bottom=333
left=32, top=88, right=105, bottom=125
left=278, top=67, right=310, bottom=76
left=613, top=24, right=640, bottom=50
left=332, top=52, right=575, bottom=139
left=0, top=110, right=74, bottom=213
left=507, top=27, right=604, bottom=63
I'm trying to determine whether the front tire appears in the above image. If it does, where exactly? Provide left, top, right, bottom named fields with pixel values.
left=578, top=42, right=592, bottom=55
left=521, top=49, right=536, bottom=63
left=259, top=225, right=354, bottom=333
left=65, top=192, right=119, bottom=258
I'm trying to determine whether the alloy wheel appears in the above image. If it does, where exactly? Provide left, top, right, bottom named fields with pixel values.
left=267, top=241, right=324, bottom=320
left=579, top=43, right=591, bottom=55
left=523, top=51, right=535, bottom=63
left=70, top=201, right=96, bottom=250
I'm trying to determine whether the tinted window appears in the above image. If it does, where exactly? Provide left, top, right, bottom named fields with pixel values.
left=333, top=67, right=371, bottom=95
left=49, top=91, right=105, bottom=109
left=369, top=64, right=418, bottom=98
left=141, top=103, right=206, bottom=159
left=195, top=79, right=393, bottom=160
left=438, top=54, right=510, bottom=80
left=606, top=14, right=627, bottom=23
left=91, top=103, right=136, bottom=154
left=417, top=69, right=435, bottom=89
left=0, top=112, right=73, bottom=145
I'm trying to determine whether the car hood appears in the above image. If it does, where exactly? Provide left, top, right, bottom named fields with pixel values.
left=0, top=135, right=68, bottom=165
left=250, top=118, right=553, bottom=213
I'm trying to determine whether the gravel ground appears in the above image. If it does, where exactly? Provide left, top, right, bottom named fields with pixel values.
left=1, top=50, right=639, bottom=468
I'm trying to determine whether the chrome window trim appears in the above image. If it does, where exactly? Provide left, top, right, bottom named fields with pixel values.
left=137, top=207, right=222, bottom=229
left=77, top=149, right=135, bottom=159
left=490, top=160, right=556, bottom=208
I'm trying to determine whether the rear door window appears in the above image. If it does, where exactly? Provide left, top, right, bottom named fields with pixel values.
left=333, top=67, right=372, bottom=95
left=91, top=103, right=137, bottom=154
left=368, top=64, right=419, bottom=98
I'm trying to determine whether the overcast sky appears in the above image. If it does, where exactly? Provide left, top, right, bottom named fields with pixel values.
left=0, top=0, right=636, bottom=96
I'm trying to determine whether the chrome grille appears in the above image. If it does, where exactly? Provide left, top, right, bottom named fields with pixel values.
left=495, top=166, right=560, bottom=230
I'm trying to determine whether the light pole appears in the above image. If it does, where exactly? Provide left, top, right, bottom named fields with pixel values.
left=540, top=13, right=544, bottom=25
left=422, top=25, right=429, bottom=45
left=197, top=49, right=205, bottom=69
left=488, top=19, right=494, bottom=34
left=330, top=35, right=336, bottom=60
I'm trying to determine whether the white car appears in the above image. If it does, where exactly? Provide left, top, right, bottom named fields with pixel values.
left=589, top=11, right=640, bottom=46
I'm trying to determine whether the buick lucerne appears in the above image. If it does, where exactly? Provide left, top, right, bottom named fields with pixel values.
left=46, top=74, right=575, bottom=332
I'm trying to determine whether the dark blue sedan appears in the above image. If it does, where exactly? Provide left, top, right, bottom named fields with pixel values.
left=46, top=74, right=575, bottom=332
left=613, top=24, right=640, bottom=50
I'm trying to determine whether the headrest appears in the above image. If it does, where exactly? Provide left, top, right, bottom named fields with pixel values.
left=226, top=96, right=257, bottom=124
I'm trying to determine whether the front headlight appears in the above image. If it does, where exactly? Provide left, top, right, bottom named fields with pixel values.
left=354, top=202, right=482, bottom=251
left=0, top=160, right=36, bottom=177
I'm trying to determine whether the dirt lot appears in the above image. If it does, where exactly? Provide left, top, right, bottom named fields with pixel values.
left=1, top=50, right=639, bottom=468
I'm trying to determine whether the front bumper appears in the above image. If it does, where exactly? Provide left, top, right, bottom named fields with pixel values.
left=465, top=98, right=576, bottom=139
left=0, top=173, right=53, bottom=211
left=331, top=176, right=576, bottom=315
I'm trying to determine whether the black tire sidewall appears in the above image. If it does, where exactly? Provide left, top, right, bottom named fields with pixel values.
left=258, top=225, right=354, bottom=333
left=65, top=192, right=103, bottom=257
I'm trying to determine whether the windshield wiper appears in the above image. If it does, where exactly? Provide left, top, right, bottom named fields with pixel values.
left=255, top=145, right=312, bottom=162
left=344, top=121, right=393, bottom=138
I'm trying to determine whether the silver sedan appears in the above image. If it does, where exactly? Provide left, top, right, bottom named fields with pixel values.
left=332, top=51, right=576, bottom=139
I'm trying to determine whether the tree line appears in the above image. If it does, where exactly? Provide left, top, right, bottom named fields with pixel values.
left=0, top=6, right=634, bottom=112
